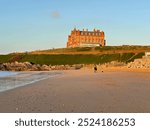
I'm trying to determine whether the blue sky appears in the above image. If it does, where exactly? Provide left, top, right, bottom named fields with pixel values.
left=0, top=0, right=150, bottom=54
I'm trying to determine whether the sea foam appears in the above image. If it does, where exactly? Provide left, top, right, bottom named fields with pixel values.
left=0, top=71, right=62, bottom=92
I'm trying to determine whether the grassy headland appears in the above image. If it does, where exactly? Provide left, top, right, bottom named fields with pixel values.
left=0, top=46, right=149, bottom=65
left=31, top=45, right=150, bottom=54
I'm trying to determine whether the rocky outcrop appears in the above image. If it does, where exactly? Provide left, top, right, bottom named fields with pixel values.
left=101, top=61, right=126, bottom=68
left=127, top=56, right=150, bottom=68
left=0, top=62, right=83, bottom=71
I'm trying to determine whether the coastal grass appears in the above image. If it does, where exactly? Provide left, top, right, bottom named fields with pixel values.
left=0, top=52, right=144, bottom=65
left=32, top=45, right=150, bottom=54
left=0, top=54, right=14, bottom=63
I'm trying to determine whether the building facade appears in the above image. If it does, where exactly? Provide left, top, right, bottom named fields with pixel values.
left=67, top=28, right=106, bottom=48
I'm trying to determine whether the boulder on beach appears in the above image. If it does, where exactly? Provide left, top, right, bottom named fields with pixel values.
left=127, top=56, right=150, bottom=69
left=0, top=62, right=83, bottom=71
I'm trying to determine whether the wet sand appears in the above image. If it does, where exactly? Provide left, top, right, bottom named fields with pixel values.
left=0, top=68, right=150, bottom=113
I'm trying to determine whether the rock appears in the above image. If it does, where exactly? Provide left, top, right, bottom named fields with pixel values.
left=31, top=65, right=38, bottom=71
left=73, top=64, right=83, bottom=70
left=0, top=63, right=5, bottom=71
left=51, top=66, right=56, bottom=70
left=0, top=62, right=83, bottom=71
left=102, top=61, right=126, bottom=67
left=36, top=64, right=42, bottom=71
left=24, top=62, right=32, bottom=69
left=41, top=64, right=51, bottom=71
left=127, top=56, right=150, bottom=69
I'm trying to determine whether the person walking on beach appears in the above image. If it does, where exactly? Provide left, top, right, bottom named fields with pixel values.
left=94, top=64, right=97, bottom=73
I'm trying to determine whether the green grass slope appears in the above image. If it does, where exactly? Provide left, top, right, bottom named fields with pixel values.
left=0, top=52, right=145, bottom=65
left=31, top=46, right=150, bottom=54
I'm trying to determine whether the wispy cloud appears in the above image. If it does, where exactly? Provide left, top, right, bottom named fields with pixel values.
left=51, top=11, right=60, bottom=19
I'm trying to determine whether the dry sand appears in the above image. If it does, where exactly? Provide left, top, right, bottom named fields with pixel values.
left=0, top=68, right=150, bottom=113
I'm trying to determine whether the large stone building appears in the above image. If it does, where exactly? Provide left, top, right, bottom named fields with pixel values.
left=67, top=28, right=106, bottom=48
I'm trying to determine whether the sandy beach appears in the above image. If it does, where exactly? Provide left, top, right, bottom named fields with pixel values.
left=0, top=68, right=150, bottom=113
